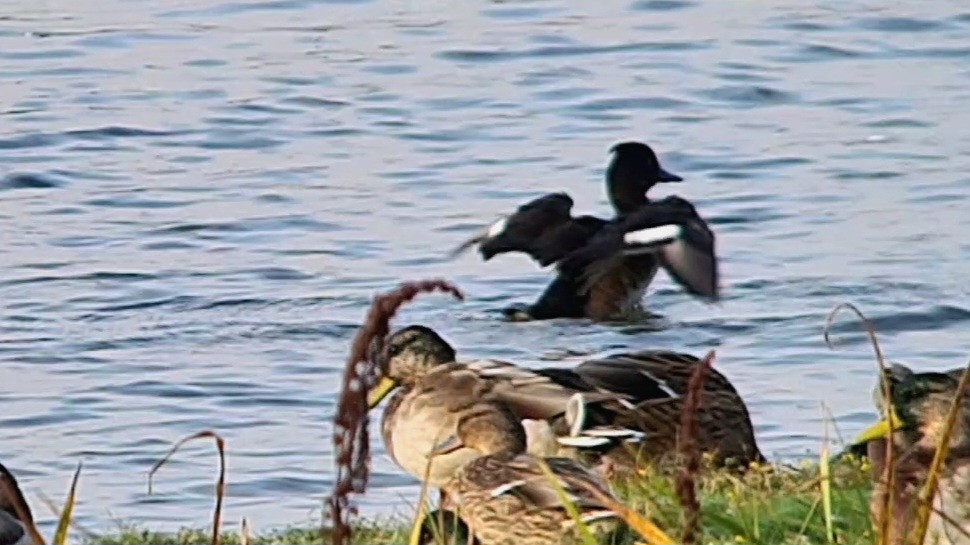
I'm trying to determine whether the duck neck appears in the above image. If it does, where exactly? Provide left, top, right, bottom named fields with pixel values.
left=608, top=185, right=649, bottom=216
left=607, top=172, right=650, bottom=215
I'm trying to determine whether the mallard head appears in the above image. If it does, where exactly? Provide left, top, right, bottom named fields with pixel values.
left=366, top=325, right=457, bottom=409
left=855, top=370, right=970, bottom=455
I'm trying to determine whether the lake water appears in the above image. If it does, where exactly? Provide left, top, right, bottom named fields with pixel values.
left=1, top=0, right=968, bottom=536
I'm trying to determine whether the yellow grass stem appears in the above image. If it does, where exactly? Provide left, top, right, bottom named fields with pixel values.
left=52, top=462, right=82, bottom=545
left=534, top=458, right=599, bottom=545
left=819, top=409, right=834, bottom=544
left=409, top=426, right=450, bottom=545
left=575, top=480, right=676, bottom=545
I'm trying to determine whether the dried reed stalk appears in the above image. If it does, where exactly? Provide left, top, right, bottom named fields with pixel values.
left=674, top=349, right=715, bottom=545
left=823, top=302, right=895, bottom=545
left=327, top=279, right=464, bottom=545
left=148, top=430, right=227, bottom=545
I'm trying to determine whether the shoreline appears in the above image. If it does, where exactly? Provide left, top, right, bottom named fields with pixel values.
left=90, top=457, right=874, bottom=545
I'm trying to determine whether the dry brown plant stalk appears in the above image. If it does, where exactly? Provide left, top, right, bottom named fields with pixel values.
left=148, top=430, right=227, bottom=545
left=327, top=279, right=464, bottom=545
left=823, top=302, right=895, bottom=545
left=674, top=349, right=715, bottom=545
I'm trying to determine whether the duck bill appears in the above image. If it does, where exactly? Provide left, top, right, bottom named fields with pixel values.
left=854, top=419, right=891, bottom=444
left=657, top=167, right=682, bottom=183
left=852, top=407, right=903, bottom=444
left=367, top=377, right=399, bottom=408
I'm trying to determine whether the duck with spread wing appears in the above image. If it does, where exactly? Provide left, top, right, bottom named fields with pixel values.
left=452, top=141, right=719, bottom=321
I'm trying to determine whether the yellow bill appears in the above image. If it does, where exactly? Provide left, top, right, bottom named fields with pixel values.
left=367, top=377, right=399, bottom=408
left=852, top=406, right=903, bottom=444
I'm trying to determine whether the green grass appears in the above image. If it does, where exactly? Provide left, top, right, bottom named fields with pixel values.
left=94, top=519, right=411, bottom=545
left=90, top=456, right=875, bottom=545
left=614, top=456, right=874, bottom=545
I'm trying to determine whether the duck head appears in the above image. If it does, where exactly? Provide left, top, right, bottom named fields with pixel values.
left=431, top=401, right=528, bottom=457
left=0, top=462, right=45, bottom=545
left=366, top=325, right=457, bottom=409
left=855, top=370, right=970, bottom=456
left=606, top=141, right=682, bottom=214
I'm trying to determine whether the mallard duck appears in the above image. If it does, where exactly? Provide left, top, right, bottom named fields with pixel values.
left=0, top=462, right=45, bottom=545
left=449, top=141, right=718, bottom=321
left=368, top=325, right=764, bottom=488
left=853, top=365, right=970, bottom=545
left=430, top=397, right=628, bottom=545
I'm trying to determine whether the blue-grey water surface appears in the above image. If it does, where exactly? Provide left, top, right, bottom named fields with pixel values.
left=1, top=0, right=968, bottom=536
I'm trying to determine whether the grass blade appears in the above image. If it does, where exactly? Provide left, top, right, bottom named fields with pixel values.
left=241, top=517, right=250, bottom=545
left=407, top=428, right=443, bottom=545
left=36, top=490, right=101, bottom=543
left=148, top=430, right=227, bottom=545
left=573, top=481, right=675, bottom=545
left=52, top=462, right=82, bottom=545
left=819, top=408, right=833, bottom=544
left=534, top=458, right=598, bottom=545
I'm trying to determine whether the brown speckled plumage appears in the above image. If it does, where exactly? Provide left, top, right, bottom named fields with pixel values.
left=369, top=325, right=764, bottom=491
left=435, top=398, right=626, bottom=545
left=573, top=351, right=764, bottom=468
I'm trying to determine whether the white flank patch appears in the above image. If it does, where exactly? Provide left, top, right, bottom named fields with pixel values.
left=557, top=436, right=611, bottom=448
left=490, top=479, right=527, bottom=498
left=623, top=224, right=682, bottom=246
left=584, top=428, right=645, bottom=439
left=566, top=393, right=587, bottom=438
left=486, top=217, right=508, bottom=238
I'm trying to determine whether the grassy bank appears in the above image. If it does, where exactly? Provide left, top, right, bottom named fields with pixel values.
left=92, top=455, right=874, bottom=545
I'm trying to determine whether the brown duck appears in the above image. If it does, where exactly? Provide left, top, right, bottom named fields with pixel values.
left=853, top=365, right=970, bottom=545
left=367, top=325, right=764, bottom=488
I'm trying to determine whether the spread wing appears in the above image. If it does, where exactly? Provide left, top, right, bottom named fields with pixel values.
left=448, top=192, right=607, bottom=268
left=559, top=196, right=720, bottom=302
